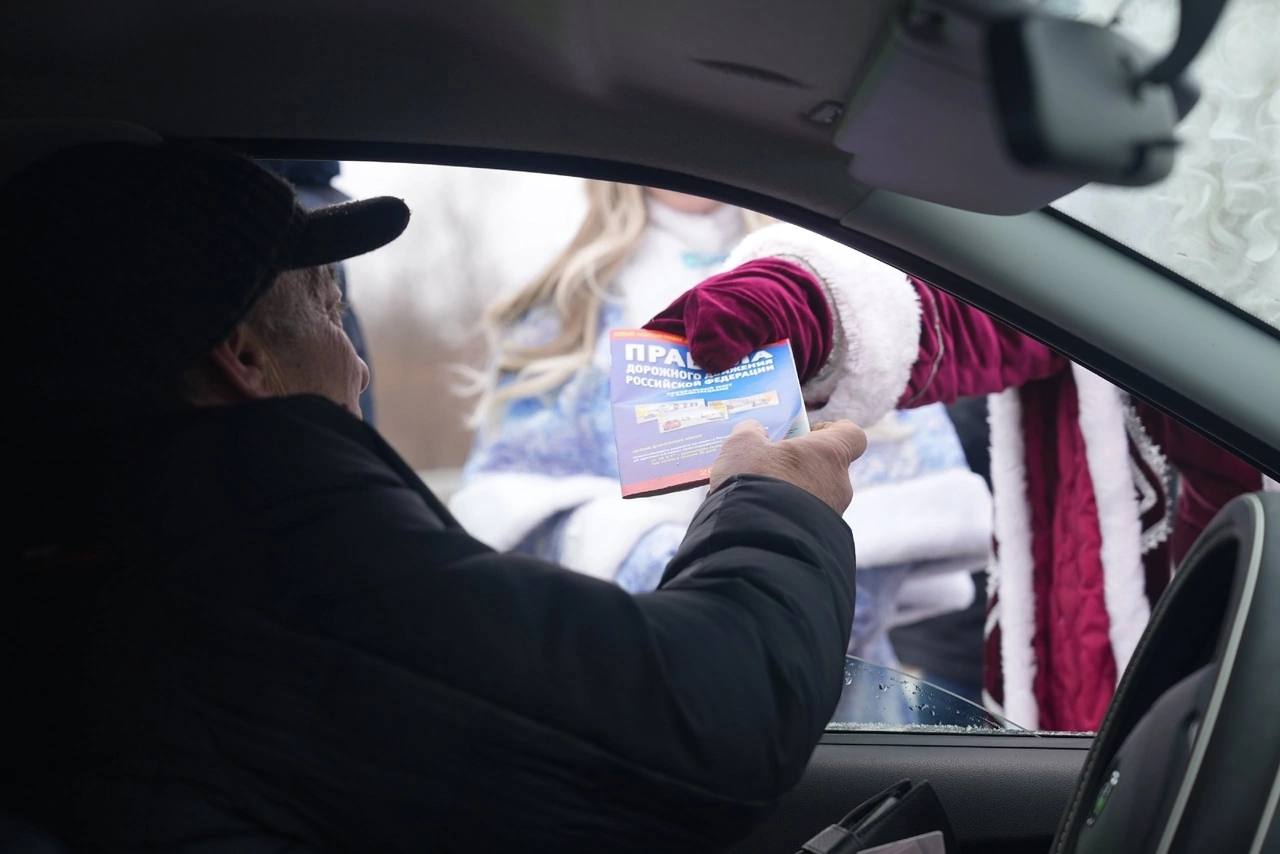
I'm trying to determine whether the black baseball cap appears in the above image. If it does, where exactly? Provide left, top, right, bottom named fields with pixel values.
left=5, top=139, right=409, bottom=404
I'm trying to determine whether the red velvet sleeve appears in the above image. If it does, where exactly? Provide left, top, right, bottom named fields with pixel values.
left=899, top=278, right=1068, bottom=407
left=900, top=282, right=1262, bottom=565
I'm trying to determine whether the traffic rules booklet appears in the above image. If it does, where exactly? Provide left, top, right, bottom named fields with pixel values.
left=609, top=328, right=810, bottom=498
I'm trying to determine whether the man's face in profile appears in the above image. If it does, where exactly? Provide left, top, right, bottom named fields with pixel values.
left=265, top=267, right=371, bottom=419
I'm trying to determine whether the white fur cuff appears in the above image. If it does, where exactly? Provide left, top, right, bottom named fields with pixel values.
left=724, top=223, right=922, bottom=427
left=450, top=472, right=707, bottom=583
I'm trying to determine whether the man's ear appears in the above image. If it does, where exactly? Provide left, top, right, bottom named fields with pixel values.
left=206, top=323, right=277, bottom=402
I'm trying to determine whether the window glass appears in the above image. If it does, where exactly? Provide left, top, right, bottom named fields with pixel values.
left=310, top=161, right=1260, bottom=737
left=1049, top=0, right=1279, bottom=330
left=832, top=658, right=1019, bottom=732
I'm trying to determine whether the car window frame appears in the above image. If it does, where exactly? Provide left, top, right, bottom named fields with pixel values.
left=237, top=144, right=1279, bottom=742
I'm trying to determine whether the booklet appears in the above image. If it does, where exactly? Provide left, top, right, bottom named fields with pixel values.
left=609, top=328, right=810, bottom=498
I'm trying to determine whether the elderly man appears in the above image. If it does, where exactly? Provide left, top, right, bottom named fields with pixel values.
left=3, top=142, right=866, bottom=852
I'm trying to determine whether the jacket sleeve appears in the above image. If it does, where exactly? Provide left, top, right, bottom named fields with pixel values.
left=440, top=473, right=855, bottom=799
left=723, top=223, right=1068, bottom=421
left=722, top=224, right=923, bottom=426
left=900, top=277, right=1067, bottom=407
left=269, top=469, right=855, bottom=849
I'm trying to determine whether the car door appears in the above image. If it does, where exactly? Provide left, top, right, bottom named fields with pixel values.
left=325, top=157, right=1272, bottom=853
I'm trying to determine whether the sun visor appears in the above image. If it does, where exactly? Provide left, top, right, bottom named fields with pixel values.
left=833, top=0, right=1204, bottom=215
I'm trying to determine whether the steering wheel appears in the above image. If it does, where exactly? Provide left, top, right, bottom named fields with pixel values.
left=1052, top=493, right=1279, bottom=854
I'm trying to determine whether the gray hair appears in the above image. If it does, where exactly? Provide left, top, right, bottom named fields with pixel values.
left=244, top=264, right=335, bottom=344
left=181, top=264, right=336, bottom=401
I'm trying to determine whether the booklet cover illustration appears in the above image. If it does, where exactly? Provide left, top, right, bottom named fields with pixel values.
left=609, top=329, right=810, bottom=498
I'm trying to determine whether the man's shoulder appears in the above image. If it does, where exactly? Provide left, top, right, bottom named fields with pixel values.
left=135, top=396, right=443, bottom=529
left=108, top=396, right=461, bottom=594
left=206, top=395, right=396, bottom=470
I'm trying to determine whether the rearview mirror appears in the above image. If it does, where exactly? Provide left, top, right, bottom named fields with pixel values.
left=832, top=0, right=1217, bottom=214
left=988, top=13, right=1197, bottom=186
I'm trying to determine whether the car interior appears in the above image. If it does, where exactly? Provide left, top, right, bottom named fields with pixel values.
left=3, top=0, right=1277, bottom=852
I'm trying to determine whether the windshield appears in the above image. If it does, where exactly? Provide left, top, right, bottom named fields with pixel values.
left=1049, top=0, right=1279, bottom=329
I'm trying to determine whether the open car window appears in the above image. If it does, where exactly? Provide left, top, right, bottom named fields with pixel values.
left=314, top=161, right=1264, bottom=737
left=1050, top=0, right=1279, bottom=330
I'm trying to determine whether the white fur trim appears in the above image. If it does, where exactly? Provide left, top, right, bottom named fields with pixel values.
left=982, top=687, right=1006, bottom=721
left=450, top=473, right=707, bottom=582
left=448, top=472, right=617, bottom=551
left=988, top=388, right=1040, bottom=729
left=723, top=223, right=922, bottom=427
left=843, top=469, right=992, bottom=569
left=558, top=488, right=707, bottom=580
left=1072, top=366, right=1151, bottom=680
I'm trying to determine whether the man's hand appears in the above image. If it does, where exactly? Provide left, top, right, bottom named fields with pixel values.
left=709, top=420, right=868, bottom=515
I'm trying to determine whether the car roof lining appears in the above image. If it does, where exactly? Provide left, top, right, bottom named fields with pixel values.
left=1, top=0, right=898, bottom=215
left=3, top=0, right=1096, bottom=215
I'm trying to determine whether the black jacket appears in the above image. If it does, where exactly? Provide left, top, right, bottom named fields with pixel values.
left=4, top=396, right=855, bottom=852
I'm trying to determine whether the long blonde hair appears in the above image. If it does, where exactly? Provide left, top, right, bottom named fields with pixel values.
left=470, top=181, right=769, bottom=423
